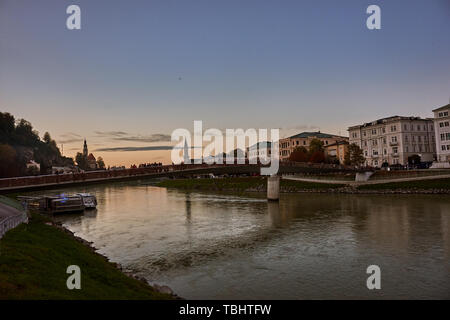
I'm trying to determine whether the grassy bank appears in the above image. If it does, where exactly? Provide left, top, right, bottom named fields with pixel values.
left=357, top=178, right=450, bottom=191
left=0, top=204, right=171, bottom=299
left=157, top=177, right=344, bottom=192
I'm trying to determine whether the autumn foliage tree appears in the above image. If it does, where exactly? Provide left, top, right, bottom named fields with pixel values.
left=288, top=139, right=327, bottom=163
left=289, top=146, right=309, bottom=162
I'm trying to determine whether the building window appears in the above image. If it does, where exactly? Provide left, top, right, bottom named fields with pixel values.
left=392, top=147, right=398, bottom=154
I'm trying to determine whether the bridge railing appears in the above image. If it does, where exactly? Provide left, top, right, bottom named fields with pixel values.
left=0, top=162, right=368, bottom=190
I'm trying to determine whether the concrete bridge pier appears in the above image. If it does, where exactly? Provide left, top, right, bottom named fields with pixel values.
left=267, top=175, right=280, bottom=201
left=355, top=171, right=374, bottom=182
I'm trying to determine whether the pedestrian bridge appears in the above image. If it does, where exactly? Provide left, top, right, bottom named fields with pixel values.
left=0, top=162, right=367, bottom=193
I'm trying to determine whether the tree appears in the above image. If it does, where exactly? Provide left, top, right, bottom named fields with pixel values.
left=289, top=146, right=309, bottom=162
left=97, top=156, right=105, bottom=169
left=0, top=144, right=18, bottom=177
left=309, top=139, right=324, bottom=154
left=344, top=143, right=365, bottom=166
left=75, top=152, right=88, bottom=170
left=0, top=112, right=15, bottom=144
left=309, top=150, right=325, bottom=163
left=0, top=111, right=67, bottom=177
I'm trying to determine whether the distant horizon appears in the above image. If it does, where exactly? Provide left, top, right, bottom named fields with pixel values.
left=1, top=106, right=446, bottom=167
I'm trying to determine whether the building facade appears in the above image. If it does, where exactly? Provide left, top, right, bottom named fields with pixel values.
left=279, top=132, right=348, bottom=161
left=324, top=141, right=349, bottom=165
left=348, top=116, right=436, bottom=167
left=246, top=141, right=272, bottom=162
left=432, top=104, right=450, bottom=166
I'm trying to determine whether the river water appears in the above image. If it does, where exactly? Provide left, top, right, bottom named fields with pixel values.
left=28, top=181, right=450, bottom=299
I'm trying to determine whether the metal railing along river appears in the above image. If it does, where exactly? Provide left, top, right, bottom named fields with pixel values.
left=0, top=209, right=28, bottom=239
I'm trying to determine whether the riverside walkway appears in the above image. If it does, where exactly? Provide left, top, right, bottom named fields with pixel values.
left=283, top=173, right=450, bottom=186
left=0, top=198, right=28, bottom=239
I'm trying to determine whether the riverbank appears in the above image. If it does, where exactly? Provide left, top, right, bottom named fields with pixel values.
left=157, top=177, right=450, bottom=194
left=157, top=177, right=345, bottom=193
left=0, top=200, right=175, bottom=299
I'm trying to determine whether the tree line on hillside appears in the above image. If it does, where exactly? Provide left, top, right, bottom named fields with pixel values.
left=288, top=139, right=365, bottom=166
left=0, top=111, right=74, bottom=178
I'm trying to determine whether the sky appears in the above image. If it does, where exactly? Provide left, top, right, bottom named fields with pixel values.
left=1, top=0, right=449, bottom=166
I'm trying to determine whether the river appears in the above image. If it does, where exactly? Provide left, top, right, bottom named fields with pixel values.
left=25, top=180, right=450, bottom=299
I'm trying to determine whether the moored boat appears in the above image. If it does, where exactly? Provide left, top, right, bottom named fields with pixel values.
left=18, top=193, right=96, bottom=213
left=76, top=193, right=97, bottom=209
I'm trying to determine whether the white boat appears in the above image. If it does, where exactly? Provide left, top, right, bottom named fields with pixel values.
left=76, top=193, right=97, bottom=209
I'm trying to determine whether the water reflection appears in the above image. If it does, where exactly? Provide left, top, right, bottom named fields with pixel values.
left=24, top=182, right=450, bottom=299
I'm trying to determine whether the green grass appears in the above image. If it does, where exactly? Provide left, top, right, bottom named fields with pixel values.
left=157, top=177, right=344, bottom=192
left=357, top=178, right=450, bottom=190
left=0, top=211, right=172, bottom=300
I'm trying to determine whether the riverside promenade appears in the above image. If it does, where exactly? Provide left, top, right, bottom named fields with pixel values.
left=283, top=173, right=450, bottom=186
left=0, top=198, right=28, bottom=239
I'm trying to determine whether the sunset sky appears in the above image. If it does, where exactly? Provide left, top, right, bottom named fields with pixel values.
left=1, top=0, right=449, bottom=166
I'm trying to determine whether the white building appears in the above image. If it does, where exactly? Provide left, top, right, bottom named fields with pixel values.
left=348, top=116, right=436, bottom=167
left=431, top=104, right=450, bottom=168
left=246, top=141, right=272, bottom=163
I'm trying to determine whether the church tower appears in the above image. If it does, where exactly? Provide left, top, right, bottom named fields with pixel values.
left=183, top=139, right=190, bottom=164
left=83, top=139, right=88, bottom=157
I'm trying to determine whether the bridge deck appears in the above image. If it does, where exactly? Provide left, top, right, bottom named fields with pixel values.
left=0, top=163, right=362, bottom=193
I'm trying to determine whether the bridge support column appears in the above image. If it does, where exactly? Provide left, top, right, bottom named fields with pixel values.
left=355, top=171, right=374, bottom=182
left=267, top=175, right=280, bottom=201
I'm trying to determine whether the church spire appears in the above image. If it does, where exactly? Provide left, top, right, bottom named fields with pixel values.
left=183, top=139, right=190, bottom=164
left=83, top=139, right=88, bottom=157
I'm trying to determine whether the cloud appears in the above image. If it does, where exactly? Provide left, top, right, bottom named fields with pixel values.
left=113, top=134, right=171, bottom=143
left=94, top=131, right=171, bottom=143
left=94, top=145, right=199, bottom=152
left=94, top=146, right=174, bottom=152
left=94, top=131, right=128, bottom=137
left=57, top=132, right=83, bottom=144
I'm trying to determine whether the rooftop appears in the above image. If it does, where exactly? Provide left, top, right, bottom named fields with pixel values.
left=432, top=104, right=450, bottom=112
left=248, top=141, right=271, bottom=151
left=348, top=115, right=433, bottom=130
left=286, top=131, right=346, bottom=139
